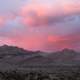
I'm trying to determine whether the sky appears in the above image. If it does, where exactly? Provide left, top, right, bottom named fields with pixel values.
left=0, top=0, right=80, bottom=52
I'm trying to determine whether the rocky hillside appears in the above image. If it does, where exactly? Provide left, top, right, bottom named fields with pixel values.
left=0, top=45, right=80, bottom=70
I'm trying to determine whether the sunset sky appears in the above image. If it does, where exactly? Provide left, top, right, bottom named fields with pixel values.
left=0, top=0, right=80, bottom=51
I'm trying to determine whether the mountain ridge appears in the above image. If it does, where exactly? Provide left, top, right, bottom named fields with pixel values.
left=0, top=45, right=80, bottom=69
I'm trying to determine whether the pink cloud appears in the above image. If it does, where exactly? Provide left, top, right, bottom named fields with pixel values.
left=0, top=37, right=15, bottom=46
left=46, top=33, right=80, bottom=51
left=9, top=35, right=47, bottom=51
left=3, top=31, right=79, bottom=51
left=18, top=1, right=80, bottom=27
left=0, top=16, right=5, bottom=26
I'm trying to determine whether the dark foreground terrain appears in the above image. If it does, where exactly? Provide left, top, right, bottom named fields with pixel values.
left=0, top=69, right=80, bottom=80
left=0, top=66, right=80, bottom=80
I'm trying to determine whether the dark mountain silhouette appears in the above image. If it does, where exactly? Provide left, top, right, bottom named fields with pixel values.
left=0, top=45, right=39, bottom=55
left=47, top=48, right=80, bottom=65
left=0, top=45, right=43, bottom=65
left=0, top=45, right=80, bottom=70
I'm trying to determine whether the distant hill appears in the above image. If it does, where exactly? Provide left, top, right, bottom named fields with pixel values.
left=47, top=48, right=80, bottom=64
left=0, top=45, right=80, bottom=70
left=0, top=45, right=38, bottom=55
left=0, top=45, right=43, bottom=65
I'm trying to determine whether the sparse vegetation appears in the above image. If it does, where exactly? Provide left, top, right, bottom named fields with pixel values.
left=0, top=70, right=80, bottom=80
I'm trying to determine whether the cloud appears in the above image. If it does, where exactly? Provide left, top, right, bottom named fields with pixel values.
left=0, top=0, right=80, bottom=51
left=0, top=16, right=5, bottom=26
left=0, top=37, right=15, bottom=46
left=1, top=29, right=79, bottom=52
left=19, top=0, right=80, bottom=27
left=5, top=35, right=47, bottom=51
left=45, top=32, right=80, bottom=51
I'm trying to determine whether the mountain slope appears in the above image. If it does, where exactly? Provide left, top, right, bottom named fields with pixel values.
left=0, top=45, right=80, bottom=68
